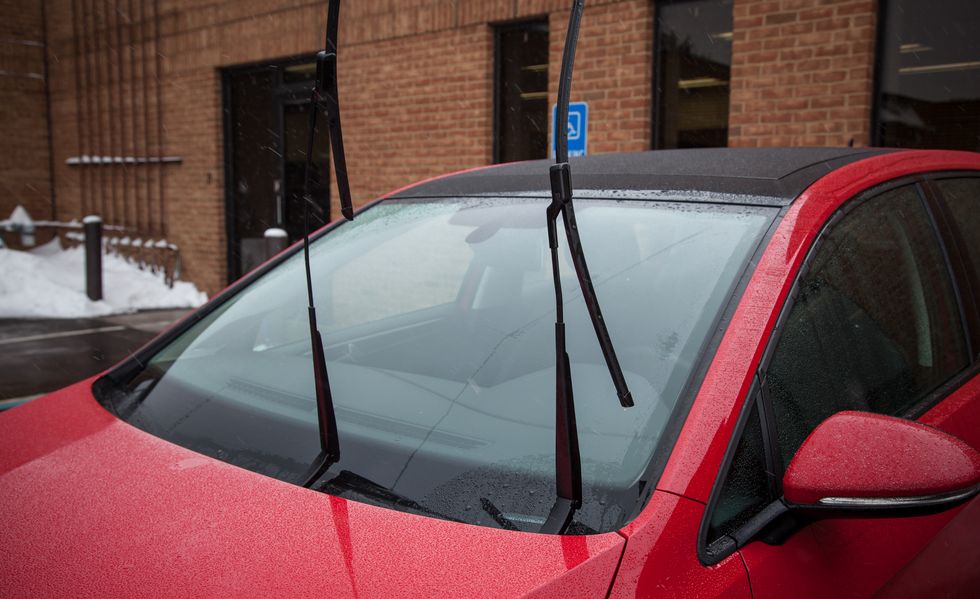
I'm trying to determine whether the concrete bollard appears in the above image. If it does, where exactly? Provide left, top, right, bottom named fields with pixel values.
left=264, top=228, right=289, bottom=260
left=83, top=215, right=103, bottom=301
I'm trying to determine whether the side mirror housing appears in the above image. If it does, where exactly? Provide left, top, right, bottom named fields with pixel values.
left=783, top=411, right=980, bottom=514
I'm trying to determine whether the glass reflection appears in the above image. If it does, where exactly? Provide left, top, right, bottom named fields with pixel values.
left=876, top=0, right=980, bottom=150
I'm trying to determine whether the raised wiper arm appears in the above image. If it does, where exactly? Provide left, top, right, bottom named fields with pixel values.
left=318, top=0, right=353, bottom=221
left=300, top=0, right=351, bottom=487
left=541, top=0, right=634, bottom=536
left=551, top=0, right=633, bottom=408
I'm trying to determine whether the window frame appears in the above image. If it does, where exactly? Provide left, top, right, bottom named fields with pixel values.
left=921, top=174, right=980, bottom=357
left=492, top=18, right=549, bottom=164
left=651, top=0, right=734, bottom=150
left=699, top=174, right=977, bottom=565
left=869, top=0, right=891, bottom=147
left=871, top=0, right=980, bottom=150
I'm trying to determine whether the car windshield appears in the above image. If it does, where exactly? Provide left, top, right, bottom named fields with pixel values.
left=100, top=196, right=774, bottom=533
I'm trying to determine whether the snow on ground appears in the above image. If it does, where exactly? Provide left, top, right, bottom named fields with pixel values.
left=0, top=238, right=207, bottom=319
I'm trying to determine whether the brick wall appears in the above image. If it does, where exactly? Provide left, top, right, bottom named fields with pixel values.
left=40, top=0, right=654, bottom=295
left=33, top=0, right=881, bottom=295
left=549, top=0, right=653, bottom=155
left=0, top=0, right=52, bottom=222
left=729, top=0, right=877, bottom=147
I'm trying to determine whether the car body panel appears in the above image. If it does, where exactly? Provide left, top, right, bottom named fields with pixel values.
left=655, top=149, right=980, bottom=505
left=609, top=492, right=751, bottom=599
left=741, top=373, right=980, bottom=598
left=4, top=149, right=980, bottom=598
left=0, top=379, right=625, bottom=598
left=691, top=150, right=980, bottom=599
left=872, top=496, right=980, bottom=598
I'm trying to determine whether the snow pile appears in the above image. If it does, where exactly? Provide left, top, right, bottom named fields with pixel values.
left=2, top=205, right=34, bottom=227
left=0, top=238, right=207, bottom=319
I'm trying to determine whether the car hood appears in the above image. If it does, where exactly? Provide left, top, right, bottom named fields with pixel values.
left=0, top=379, right=625, bottom=598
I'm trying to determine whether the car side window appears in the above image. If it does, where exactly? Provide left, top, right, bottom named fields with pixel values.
left=708, top=397, right=770, bottom=542
left=935, top=177, right=980, bottom=312
left=763, top=184, right=968, bottom=470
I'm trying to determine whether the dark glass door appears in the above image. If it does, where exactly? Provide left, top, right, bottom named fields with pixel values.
left=281, top=99, right=330, bottom=246
left=224, top=59, right=330, bottom=281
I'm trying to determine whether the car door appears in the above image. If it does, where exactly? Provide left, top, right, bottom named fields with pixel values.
left=701, top=178, right=980, bottom=598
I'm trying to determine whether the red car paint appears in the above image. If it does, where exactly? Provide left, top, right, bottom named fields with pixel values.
left=741, top=359, right=980, bottom=598
left=656, top=149, right=980, bottom=504
left=2, top=149, right=980, bottom=598
left=782, top=412, right=980, bottom=505
left=0, top=379, right=624, bottom=598
left=613, top=150, right=980, bottom=598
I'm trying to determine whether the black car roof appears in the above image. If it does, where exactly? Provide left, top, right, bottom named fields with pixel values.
left=390, top=147, right=898, bottom=206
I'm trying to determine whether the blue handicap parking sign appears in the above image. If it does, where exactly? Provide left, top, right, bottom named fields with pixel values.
left=552, top=102, right=589, bottom=158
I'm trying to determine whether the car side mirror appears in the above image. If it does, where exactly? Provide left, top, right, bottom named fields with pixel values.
left=783, top=411, right=980, bottom=515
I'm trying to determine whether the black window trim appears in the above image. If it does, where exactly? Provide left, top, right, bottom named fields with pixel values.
left=696, top=375, right=765, bottom=565
left=918, top=175, right=974, bottom=362
left=698, top=173, right=978, bottom=565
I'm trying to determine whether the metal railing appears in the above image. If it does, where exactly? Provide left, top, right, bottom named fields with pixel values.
left=0, top=215, right=182, bottom=299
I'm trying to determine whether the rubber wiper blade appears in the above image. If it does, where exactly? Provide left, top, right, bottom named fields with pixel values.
left=541, top=0, right=634, bottom=536
left=324, top=470, right=464, bottom=523
left=319, top=0, right=353, bottom=221
left=480, top=497, right=522, bottom=531
left=300, top=0, right=349, bottom=488
left=550, top=0, right=633, bottom=408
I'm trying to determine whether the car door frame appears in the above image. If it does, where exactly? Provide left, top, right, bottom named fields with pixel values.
left=683, top=162, right=980, bottom=599
left=654, top=152, right=980, bottom=507
left=698, top=171, right=980, bottom=563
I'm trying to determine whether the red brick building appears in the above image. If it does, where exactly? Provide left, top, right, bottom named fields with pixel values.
left=2, top=0, right=978, bottom=294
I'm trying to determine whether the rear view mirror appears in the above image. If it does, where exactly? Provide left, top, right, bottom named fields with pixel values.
left=783, top=411, right=980, bottom=514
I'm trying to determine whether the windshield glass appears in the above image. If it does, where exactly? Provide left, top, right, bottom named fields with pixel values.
left=102, top=197, right=773, bottom=533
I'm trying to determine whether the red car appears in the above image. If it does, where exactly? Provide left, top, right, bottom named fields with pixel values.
left=2, top=147, right=980, bottom=597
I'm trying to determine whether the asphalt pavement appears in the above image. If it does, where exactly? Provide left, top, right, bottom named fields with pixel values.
left=0, top=309, right=190, bottom=406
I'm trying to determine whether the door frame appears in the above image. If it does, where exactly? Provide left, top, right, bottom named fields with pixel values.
left=221, top=54, right=321, bottom=283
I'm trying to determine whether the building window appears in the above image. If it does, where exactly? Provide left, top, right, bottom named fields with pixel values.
left=653, top=0, right=733, bottom=149
left=494, top=21, right=549, bottom=163
left=875, top=1, right=980, bottom=151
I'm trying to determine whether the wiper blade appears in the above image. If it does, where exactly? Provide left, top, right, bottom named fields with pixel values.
left=319, top=0, right=353, bottom=221
left=550, top=0, right=633, bottom=408
left=300, top=0, right=351, bottom=487
left=480, top=497, right=522, bottom=531
left=323, top=470, right=464, bottom=523
left=541, top=0, right=634, bottom=535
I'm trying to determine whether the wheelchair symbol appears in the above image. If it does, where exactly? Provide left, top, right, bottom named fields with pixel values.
left=567, top=113, right=582, bottom=140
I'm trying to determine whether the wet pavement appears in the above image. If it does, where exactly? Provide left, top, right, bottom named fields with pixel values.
left=0, top=309, right=190, bottom=404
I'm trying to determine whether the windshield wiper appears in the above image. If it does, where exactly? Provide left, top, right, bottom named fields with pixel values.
left=300, top=0, right=354, bottom=487
left=480, top=497, right=522, bottom=531
left=322, top=470, right=464, bottom=523
left=541, top=0, right=634, bottom=535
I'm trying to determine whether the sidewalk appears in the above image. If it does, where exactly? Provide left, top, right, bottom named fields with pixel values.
left=0, top=309, right=190, bottom=405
